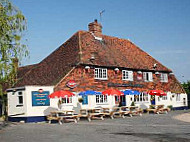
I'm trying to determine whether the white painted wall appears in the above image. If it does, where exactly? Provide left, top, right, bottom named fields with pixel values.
left=25, top=86, right=54, bottom=116
left=8, top=86, right=54, bottom=117
left=7, top=87, right=26, bottom=117
left=8, top=87, right=188, bottom=119
left=155, top=92, right=188, bottom=108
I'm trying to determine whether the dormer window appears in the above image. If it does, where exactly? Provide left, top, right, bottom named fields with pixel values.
left=160, top=73, right=168, bottom=82
left=143, top=72, right=153, bottom=82
left=94, top=68, right=107, bottom=80
left=122, top=70, right=133, bottom=81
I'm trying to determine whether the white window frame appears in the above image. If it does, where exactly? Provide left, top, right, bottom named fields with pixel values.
left=143, top=72, right=153, bottom=82
left=62, top=97, right=72, bottom=104
left=162, top=96, right=167, bottom=100
left=134, top=92, right=149, bottom=103
left=96, top=95, right=108, bottom=104
left=160, top=73, right=168, bottom=82
left=122, top=70, right=133, bottom=81
left=94, top=68, right=107, bottom=80
left=17, top=91, right=23, bottom=106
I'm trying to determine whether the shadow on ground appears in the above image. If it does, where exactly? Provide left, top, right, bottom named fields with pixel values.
left=0, top=121, right=10, bottom=130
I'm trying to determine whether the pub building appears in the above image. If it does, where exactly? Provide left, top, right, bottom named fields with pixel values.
left=7, top=20, right=188, bottom=122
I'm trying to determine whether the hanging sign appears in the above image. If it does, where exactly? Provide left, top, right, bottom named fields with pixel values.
left=66, top=80, right=77, bottom=89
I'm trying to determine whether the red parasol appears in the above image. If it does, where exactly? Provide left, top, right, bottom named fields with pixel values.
left=148, top=90, right=167, bottom=96
left=102, top=89, right=124, bottom=96
left=48, top=90, right=75, bottom=98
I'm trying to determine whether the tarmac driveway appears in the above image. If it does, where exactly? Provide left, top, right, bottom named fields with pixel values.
left=0, top=110, right=190, bottom=142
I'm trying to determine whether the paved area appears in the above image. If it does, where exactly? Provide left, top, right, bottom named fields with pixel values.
left=1, top=110, right=190, bottom=142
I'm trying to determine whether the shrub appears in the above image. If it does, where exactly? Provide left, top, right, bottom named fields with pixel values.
left=131, top=101, right=135, bottom=106
left=167, top=105, right=173, bottom=110
left=78, top=98, right=83, bottom=103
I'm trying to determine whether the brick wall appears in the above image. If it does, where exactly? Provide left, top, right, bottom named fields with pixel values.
left=55, top=66, right=184, bottom=93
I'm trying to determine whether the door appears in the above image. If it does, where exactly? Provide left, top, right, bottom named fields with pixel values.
left=120, top=96, right=126, bottom=106
left=151, top=96, right=155, bottom=105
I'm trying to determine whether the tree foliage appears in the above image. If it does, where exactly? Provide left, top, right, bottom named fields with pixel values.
left=0, top=0, right=28, bottom=95
left=182, top=80, right=190, bottom=95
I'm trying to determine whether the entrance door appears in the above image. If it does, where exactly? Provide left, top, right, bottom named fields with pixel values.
left=151, top=96, right=155, bottom=105
left=120, top=96, right=126, bottom=106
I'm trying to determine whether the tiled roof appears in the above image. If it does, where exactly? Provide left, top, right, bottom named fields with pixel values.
left=15, top=32, right=80, bottom=87
left=15, top=30, right=173, bottom=87
left=79, top=31, right=171, bottom=72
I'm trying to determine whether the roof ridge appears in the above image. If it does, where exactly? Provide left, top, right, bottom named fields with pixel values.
left=18, top=63, right=38, bottom=69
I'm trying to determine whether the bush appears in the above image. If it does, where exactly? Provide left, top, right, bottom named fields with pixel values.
left=131, top=101, right=135, bottom=106
left=78, top=98, right=83, bottom=103
left=167, top=105, right=173, bottom=110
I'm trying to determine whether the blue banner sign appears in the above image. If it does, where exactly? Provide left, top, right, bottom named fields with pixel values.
left=32, top=91, right=50, bottom=106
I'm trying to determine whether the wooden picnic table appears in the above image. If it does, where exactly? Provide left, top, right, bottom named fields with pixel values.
left=47, top=110, right=78, bottom=124
left=82, top=108, right=104, bottom=121
left=146, top=105, right=169, bottom=114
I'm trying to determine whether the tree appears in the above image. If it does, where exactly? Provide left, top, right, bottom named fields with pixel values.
left=0, top=0, right=28, bottom=93
left=0, top=0, right=29, bottom=116
left=182, top=80, right=190, bottom=95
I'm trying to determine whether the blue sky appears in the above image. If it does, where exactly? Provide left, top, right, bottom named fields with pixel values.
left=12, top=0, right=190, bottom=82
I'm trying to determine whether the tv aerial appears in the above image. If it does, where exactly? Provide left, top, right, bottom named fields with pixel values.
left=100, top=10, right=105, bottom=22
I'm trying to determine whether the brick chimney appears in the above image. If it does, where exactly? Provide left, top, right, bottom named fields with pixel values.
left=88, top=19, right=102, bottom=37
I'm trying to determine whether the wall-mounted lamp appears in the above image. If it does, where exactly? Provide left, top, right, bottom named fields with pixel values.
left=155, top=72, right=160, bottom=75
left=114, top=68, right=119, bottom=74
left=137, top=71, right=142, bottom=74
left=85, top=66, right=90, bottom=72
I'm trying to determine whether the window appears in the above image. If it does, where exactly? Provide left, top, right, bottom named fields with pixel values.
left=176, top=94, right=180, bottom=101
left=94, top=68, right=107, bottom=80
left=143, top=72, right=153, bottom=82
left=115, top=96, right=120, bottom=102
left=62, top=97, right=72, bottom=104
left=17, top=92, right=23, bottom=106
left=96, top=95, right=107, bottom=104
left=122, top=70, right=133, bottom=81
left=162, top=96, right=167, bottom=100
left=160, top=73, right=168, bottom=82
left=134, top=92, right=149, bottom=103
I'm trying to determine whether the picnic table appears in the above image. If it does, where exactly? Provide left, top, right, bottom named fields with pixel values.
left=102, top=107, right=115, bottom=119
left=146, top=105, right=170, bottom=114
left=128, top=106, right=143, bottom=116
left=47, top=111, right=78, bottom=124
left=79, top=108, right=104, bottom=121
